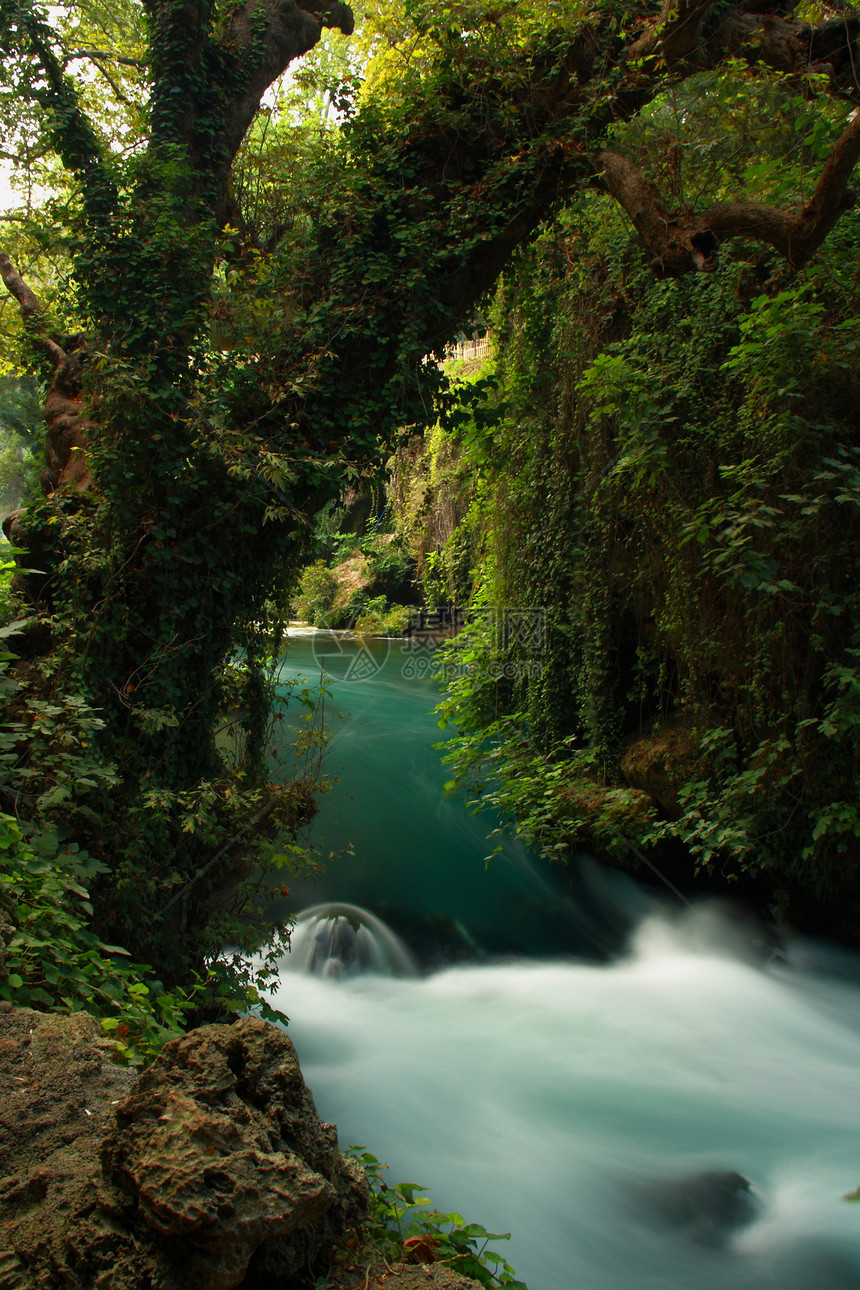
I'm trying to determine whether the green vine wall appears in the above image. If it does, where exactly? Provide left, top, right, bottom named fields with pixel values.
left=436, top=202, right=860, bottom=937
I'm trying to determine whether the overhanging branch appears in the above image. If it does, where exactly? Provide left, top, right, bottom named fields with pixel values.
left=62, top=48, right=148, bottom=70
left=218, top=1, right=355, bottom=172
left=629, top=0, right=722, bottom=68
left=596, top=110, right=860, bottom=274
left=143, top=0, right=354, bottom=223
left=0, top=253, right=64, bottom=362
left=625, top=0, right=860, bottom=98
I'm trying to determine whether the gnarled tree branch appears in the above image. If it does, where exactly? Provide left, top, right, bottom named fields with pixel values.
left=403, top=2, right=860, bottom=316
left=0, top=253, right=92, bottom=497
left=218, top=2, right=354, bottom=185
left=596, top=109, right=860, bottom=274
left=0, top=253, right=64, bottom=362
left=629, top=0, right=722, bottom=68
left=626, top=0, right=860, bottom=98
left=141, top=1, right=354, bottom=223
left=62, top=49, right=148, bottom=70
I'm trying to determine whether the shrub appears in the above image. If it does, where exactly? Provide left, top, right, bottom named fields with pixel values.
left=0, top=811, right=199, bottom=1064
left=350, top=1150, right=527, bottom=1290
left=295, top=561, right=340, bottom=625
left=361, top=536, right=416, bottom=602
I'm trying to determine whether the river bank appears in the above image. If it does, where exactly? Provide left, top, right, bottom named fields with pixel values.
left=4, top=629, right=859, bottom=1290
left=0, top=1006, right=484, bottom=1290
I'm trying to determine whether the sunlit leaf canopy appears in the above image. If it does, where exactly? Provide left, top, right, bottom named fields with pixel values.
left=1, top=0, right=147, bottom=198
left=2, top=0, right=858, bottom=298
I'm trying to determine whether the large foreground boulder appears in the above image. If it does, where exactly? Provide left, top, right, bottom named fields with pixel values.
left=0, top=1009, right=367, bottom=1289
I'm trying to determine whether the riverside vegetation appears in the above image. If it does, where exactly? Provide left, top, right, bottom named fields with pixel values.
left=431, top=217, right=860, bottom=941
left=298, top=218, right=860, bottom=939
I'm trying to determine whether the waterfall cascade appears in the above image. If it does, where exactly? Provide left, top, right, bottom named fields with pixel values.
left=285, top=902, right=418, bottom=978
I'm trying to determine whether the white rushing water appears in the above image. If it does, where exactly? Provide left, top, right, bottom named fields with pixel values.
left=267, top=903, right=860, bottom=1290
left=267, top=635, right=859, bottom=1287
left=284, top=902, right=418, bottom=978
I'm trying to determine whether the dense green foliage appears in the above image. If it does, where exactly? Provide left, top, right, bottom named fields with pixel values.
left=0, top=809, right=202, bottom=1061
left=292, top=517, right=417, bottom=632
left=0, top=0, right=539, bottom=990
left=0, top=376, right=41, bottom=512
left=349, top=1150, right=526, bottom=1290
left=430, top=194, right=860, bottom=927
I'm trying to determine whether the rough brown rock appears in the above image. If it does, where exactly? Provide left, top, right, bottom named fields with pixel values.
left=322, top=1261, right=484, bottom=1290
left=620, top=722, right=701, bottom=816
left=0, top=1009, right=140, bottom=1289
left=0, top=1010, right=367, bottom=1289
left=371, top=1266, right=484, bottom=1290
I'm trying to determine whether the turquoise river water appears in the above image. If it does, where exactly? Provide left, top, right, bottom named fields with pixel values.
left=263, top=629, right=860, bottom=1290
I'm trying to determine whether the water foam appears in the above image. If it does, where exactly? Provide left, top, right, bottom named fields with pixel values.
left=267, top=907, right=860, bottom=1290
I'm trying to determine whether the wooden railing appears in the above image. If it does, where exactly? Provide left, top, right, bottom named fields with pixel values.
left=446, top=335, right=491, bottom=363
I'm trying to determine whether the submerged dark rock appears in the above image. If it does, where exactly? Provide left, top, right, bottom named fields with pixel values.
left=635, top=1168, right=760, bottom=1247
left=0, top=1010, right=367, bottom=1289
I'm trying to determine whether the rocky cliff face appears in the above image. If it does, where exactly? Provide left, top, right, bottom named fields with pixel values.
left=0, top=1009, right=367, bottom=1289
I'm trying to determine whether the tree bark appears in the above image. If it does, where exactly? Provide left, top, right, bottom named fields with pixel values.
left=0, top=254, right=92, bottom=498
left=596, top=110, right=860, bottom=275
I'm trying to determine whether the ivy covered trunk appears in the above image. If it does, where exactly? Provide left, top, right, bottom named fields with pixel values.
left=0, top=0, right=364, bottom=982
